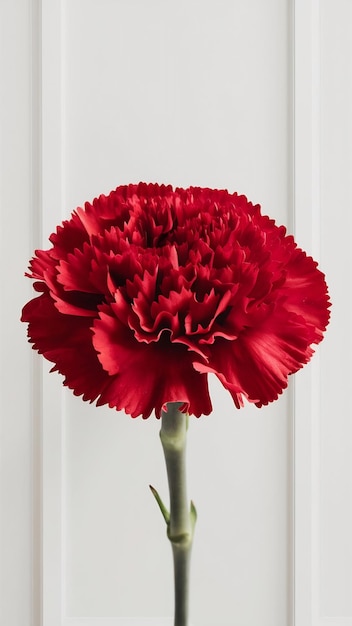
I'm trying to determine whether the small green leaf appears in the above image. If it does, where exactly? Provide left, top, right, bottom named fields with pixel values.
left=149, top=485, right=170, bottom=525
left=190, top=500, right=197, bottom=527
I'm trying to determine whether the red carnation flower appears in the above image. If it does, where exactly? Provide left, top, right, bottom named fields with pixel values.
left=21, top=183, right=330, bottom=418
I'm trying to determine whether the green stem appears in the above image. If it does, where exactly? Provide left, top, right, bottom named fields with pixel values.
left=159, top=402, right=196, bottom=626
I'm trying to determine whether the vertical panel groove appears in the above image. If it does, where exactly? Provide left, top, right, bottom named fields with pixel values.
left=293, top=0, right=322, bottom=624
left=288, top=1, right=296, bottom=622
left=30, top=0, right=43, bottom=623
left=41, top=0, right=66, bottom=624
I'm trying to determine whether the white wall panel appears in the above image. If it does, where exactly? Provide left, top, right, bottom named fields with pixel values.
left=319, top=0, right=352, bottom=620
left=40, top=1, right=293, bottom=625
left=294, top=1, right=352, bottom=625
left=0, top=1, right=39, bottom=625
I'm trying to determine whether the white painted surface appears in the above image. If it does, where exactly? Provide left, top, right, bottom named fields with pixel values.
left=0, top=1, right=350, bottom=625
left=63, top=620, right=192, bottom=626
left=293, top=1, right=352, bottom=625
left=0, top=1, right=37, bottom=626
left=319, top=0, right=352, bottom=619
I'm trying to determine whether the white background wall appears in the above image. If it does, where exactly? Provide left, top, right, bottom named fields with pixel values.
left=0, top=1, right=350, bottom=625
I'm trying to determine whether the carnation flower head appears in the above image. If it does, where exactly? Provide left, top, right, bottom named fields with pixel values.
left=21, top=183, right=330, bottom=418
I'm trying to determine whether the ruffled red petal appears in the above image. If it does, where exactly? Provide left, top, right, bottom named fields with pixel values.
left=92, top=305, right=212, bottom=418
left=194, top=306, right=316, bottom=407
left=21, top=292, right=108, bottom=402
left=281, top=247, right=330, bottom=339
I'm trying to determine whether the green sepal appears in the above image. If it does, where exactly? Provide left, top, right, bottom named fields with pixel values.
left=190, top=500, right=197, bottom=529
left=149, top=484, right=170, bottom=525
